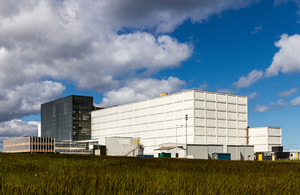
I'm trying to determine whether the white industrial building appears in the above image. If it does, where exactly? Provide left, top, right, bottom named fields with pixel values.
left=249, top=126, right=282, bottom=152
left=91, top=90, right=251, bottom=159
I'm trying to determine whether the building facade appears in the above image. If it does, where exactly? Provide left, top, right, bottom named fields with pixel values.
left=41, top=95, right=96, bottom=141
left=3, top=136, right=55, bottom=153
left=249, top=126, right=282, bottom=152
left=91, top=90, right=248, bottom=155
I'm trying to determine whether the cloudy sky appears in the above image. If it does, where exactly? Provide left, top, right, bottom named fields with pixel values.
left=1, top=0, right=300, bottom=151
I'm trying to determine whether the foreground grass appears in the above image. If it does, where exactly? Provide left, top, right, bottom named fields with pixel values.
left=0, top=153, right=300, bottom=194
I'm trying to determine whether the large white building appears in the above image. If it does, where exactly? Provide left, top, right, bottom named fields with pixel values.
left=91, top=90, right=248, bottom=156
left=249, top=126, right=282, bottom=152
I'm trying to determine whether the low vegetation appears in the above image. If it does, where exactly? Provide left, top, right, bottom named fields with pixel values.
left=0, top=153, right=300, bottom=194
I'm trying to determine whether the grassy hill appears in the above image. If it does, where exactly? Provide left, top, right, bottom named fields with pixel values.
left=0, top=153, right=299, bottom=194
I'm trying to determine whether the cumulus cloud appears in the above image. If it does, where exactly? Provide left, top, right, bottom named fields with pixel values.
left=233, top=69, right=264, bottom=88
left=265, top=34, right=300, bottom=77
left=100, top=0, right=260, bottom=33
left=0, top=120, right=39, bottom=137
left=0, top=81, right=65, bottom=122
left=254, top=105, right=271, bottom=112
left=279, top=88, right=298, bottom=97
left=291, top=96, right=300, bottom=106
left=217, top=88, right=235, bottom=94
left=99, top=77, right=186, bottom=107
left=248, top=92, right=260, bottom=99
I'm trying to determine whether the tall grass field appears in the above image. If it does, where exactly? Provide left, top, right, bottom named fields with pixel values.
left=0, top=153, right=300, bottom=194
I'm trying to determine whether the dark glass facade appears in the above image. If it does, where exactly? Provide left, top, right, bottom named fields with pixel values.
left=41, top=95, right=95, bottom=141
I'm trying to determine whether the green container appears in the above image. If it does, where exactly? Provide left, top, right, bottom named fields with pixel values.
left=159, top=153, right=171, bottom=158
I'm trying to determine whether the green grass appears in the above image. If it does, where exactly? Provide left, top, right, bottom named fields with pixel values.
left=0, top=153, right=300, bottom=194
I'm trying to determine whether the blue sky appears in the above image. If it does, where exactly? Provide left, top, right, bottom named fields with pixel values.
left=1, top=0, right=300, bottom=151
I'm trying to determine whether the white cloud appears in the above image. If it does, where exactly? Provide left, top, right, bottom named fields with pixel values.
left=99, top=77, right=186, bottom=107
left=0, top=81, right=65, bottom=122
left=254, top=105, right=271, bottom=112
left=275, top=99, right=288, bottom=108
left=291, top=96, right=300, bottom=106
left=248, top=92, right=260, bottom=99
left=251, top=25, right=262, bottom=34
left=233, top=69, right=264, bottom=88
left=0, top=119, right=39, bottom=137
left=197, top=83, right=209, bottom=91
left=279, top=88, right=298, bottom=97
left=265, top=34, right=300, bottom=77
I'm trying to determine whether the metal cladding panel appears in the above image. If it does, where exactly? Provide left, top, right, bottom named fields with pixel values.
left=195, top=118, right=205, bottom=126
left=238, top=113, right=247, bottom=120
left=206, top=110, right=216, bottom=118
left=268, top=127, right=281, bottom=136
left=217, top=119, right=226, bottom=127
left=228, top=120, right=237, bottom=128
left=249, top=136, right=268, bottom=144
left=217, top=111, right=226, bottom=118
left=217, top=94, right=227, bottom=102
left=249, top=127, right=268, bottom=136
left=207, top=127, right=216, bottom=135
left=227, top=95, right=237, bottom=103
left=206, top=101, right=216, bottom=109
left=195, top=100, right=205, bottom=108
left=238, top=96, right=247, bottom=104
left=238, top=121, right=247, bottom=128
left=238, top=105, right=247, bottom=112
left=254, top=144, right=268, bottom=152
left=207, top=135, right=217, bottom=143
left=195, top=109, right=205, bottom=117
left=195, top=135, right=205, bottom=142
left=195, top=127, right=205, bottom=134
left=208, top=145, right=223, bottom=158
left=188, top=145, right=208, bottom=159
left=268, top=137, right=281, bottom=144
left=206, top=119, right=216, bottom=126
left=217, top=136, right=226, bottom=143
left=228, top=104, right=237, bottom=112
left=228, top=129, right=237, bottom=136
left=228, top=112, right=237, bottom=119
left=217, top=103, right=227, bottom=110
left=194, top=91, right=205, bottom=100
left=217, top=128, right=227, bottom=135
left=206, top=93, right=216, bottom=101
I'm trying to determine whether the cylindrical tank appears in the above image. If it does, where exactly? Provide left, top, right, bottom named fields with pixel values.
left=160, top=93, right=168, bottom=97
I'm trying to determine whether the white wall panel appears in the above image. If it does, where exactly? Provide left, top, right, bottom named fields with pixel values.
left=195, top=109, right=205, bottom=117
left=194, top=91, right=205, bottom=100
left=206, top=110, right=216, bottom=118
left=195, top=135, right=205, bottom=142
left=228, top=112, right=237, bottom=120
left=217, top=111, right=226, bottom=118
left=268, top=128, right=281, bottom=136
left=228, top=129, right=237, bottom=136
left=206, top=102, right=216, bottom=109
left=228, top=104, right=237, bottom=111
left=238, top=97, right=247, bottom=104
left=218, top=136, right=226, bottom=143
left=238, top=121, right=247, bottom=128
left=206, top=119, right=216, bottom=126
left=228, top=95, right=237, bottom=103
left=195, top=100, right=205, bottom=108
left=207, top=136, right=217, bottom=143
left=174, top=93, right=184, bottom=102
left=184, top=100, right=194, bottom=108
left=217, top=103, right=226, bottom=110
left=195, top=127, right=205, bottom=134
left=217, top=94, right=227, bottom=102
left=228, top=136, right=237, bottom=143
left=249, top=136, right=267, bottom=144
left=238, top=113, right=247, bottom=120
left=207, top=127, right=216, bottom=135
left=238, top=129, right=247, bottom=136
left=238, top=105, right=247, bottom=112
left=228, top=120, right=237, bottom=128
left=217, top=119, right=226, bottom=127
left=268, top=137, right=281, bottom=144
left=206, top=93, right=216, bottom=101
left=195, top=118, right=205, bottom=126
left=217, top=128, right=226, bottom=135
